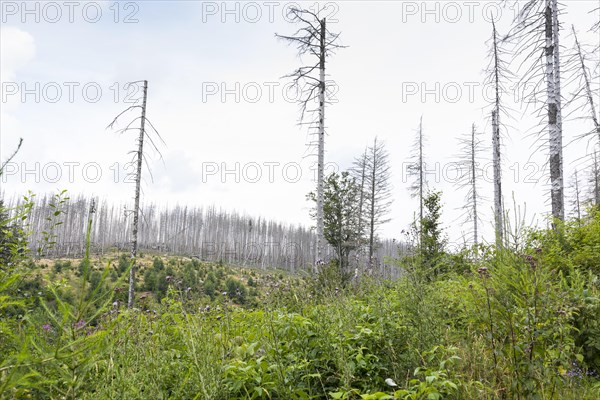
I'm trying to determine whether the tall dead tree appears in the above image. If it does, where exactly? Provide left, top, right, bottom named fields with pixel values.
left=509, top=0, right=565, bottom=221
left=566, top=25, right=600, bottom=145
left=276, top=7, right=344, bottom=265
left=491, top=21, right=503, bottom=246
left=363, top=137, right=393, bottom=268
left=407, top=116, right=426, bottom=242
left=486, top=20, right=512, bottom=247
left=547, top=0, right=564, bottom=221
left=492, top=109, right=503, bottom=245
left=454, top=123, right=483, bottom=247
left=108, top=80, right=164, bottom=308
left=130, top=81, right=146, bottom=308
left=590, top=151, right=600, bottom=207
left=351, top=149, right=368, bottom=262
left=470, top=124, right=479, bottom=245
left=569, top=169, right=582, bottom=221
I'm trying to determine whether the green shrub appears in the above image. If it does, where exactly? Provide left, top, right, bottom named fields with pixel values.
left=153, top=257, right=165, bottom=271
left=225, top=278, right=247, bottom=304
left=52, top=260, right=71, bottom=273
left=117, top=254, right=130, bottom=274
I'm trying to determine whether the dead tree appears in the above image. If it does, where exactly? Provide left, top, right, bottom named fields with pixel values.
left=469, top=124, right=480, bottom=246
left=363, top=137, right=393, bottom=268
left=276, top=7, right=345, bottom=265
left=454, top=123, right=484, bottom=247
left=589, top=150, right=600, bottom=208
left=407, top=116, right=426, bottom=242
left=569, top=169, right=582, bottom=221
left=548, top=0, right=564, bottom=221
left=107, top=80, right=164, bottom=308
left=351, top=149, right=368, bottom=266
left=565, top=25, right=600, bottom=146
left=492, top=109, right=504, bottom=245
left=487, top=20, right=512, bottom=246
left=508, top=0, right=565, bottom=221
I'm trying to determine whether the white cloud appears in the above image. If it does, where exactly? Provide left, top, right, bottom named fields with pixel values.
left=1, top=27, right=35, bottom=163
left=0, top=26, right=35, bottom=82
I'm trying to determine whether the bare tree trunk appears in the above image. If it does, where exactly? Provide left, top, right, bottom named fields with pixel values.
left=418, top=117, right=424, bottom=229
left=352, top=149, right=367, bottom=270
left=316, top=18, right=326, bottom=264
left=408, top=117, right=426, bottom=246
left=572, top=25, right=600, bottom=144
left=593, top=151, right=600, bottom=207
left=128, top=80, right=148, bottom=309
left=546, top=0, right=564, bottom=221
left=276, top=10, right=344, bottom=267
left=491, top=21, right=504, bottom=247
left=492, top=110, right=503, bottom=247
left=454, top=123, right=482, bottom=247
left=574, top=169, right=581, bottom=221
left=369, top=139, right=377, bottom=264
left=357, top=151, right=366, bottom=221
left=471, top=123, right=478, bottom=246
left=364, top=137, right=392, bottom=267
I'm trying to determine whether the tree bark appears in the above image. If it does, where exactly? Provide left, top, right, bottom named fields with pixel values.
left=546, top=0, right=564, bottom=221
left=492, top=21, right=504, bottom=247
left=418, top=117, right=424, bottom=230
left=492, top=109, right=503, bottom=247
left=471, top=123, right=478, bottom=246
left=572, top=25, right=600, bottom=145
left=316, top=18, right=326, bottom=264
left=574, top=169, right=581, bottom=221
left=128, top=80, right=148, bottom=309
left=593, top=151, right=600, bottom=207
left=369, top=139, right=377, bottom=265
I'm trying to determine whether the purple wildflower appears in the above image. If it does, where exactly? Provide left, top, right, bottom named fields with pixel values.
left=74, top=320, right=86, bottom=330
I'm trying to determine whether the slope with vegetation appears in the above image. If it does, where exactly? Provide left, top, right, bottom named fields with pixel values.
left=1, top=198, right=599, bottom=399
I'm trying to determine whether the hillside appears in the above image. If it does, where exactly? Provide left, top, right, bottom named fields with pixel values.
left=2, top=206, right=600, bottom=399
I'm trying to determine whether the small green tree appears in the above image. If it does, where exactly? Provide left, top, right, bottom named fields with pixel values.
left=225, top=278, right=247, bottom=304
left=117, top=254, right=130, bottom=274
left=0, top=139, right=27, bottom=267
left=419, top=191, right=447, bottom=278
left=308, top=171, right=362, bottom=276
left=0, top=200, right=28, bottom=267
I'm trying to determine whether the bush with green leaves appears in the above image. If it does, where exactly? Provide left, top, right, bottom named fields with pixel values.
left=117, top=254, right=130, bottom=275
left=52, top=260, right=71, bottom=274
left=226, top=278, right=248, bottom=304
left=524, top=210, right=600, bottom=374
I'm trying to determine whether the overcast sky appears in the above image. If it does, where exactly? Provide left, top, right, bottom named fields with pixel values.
left=1, top=1, right=598, bottom=247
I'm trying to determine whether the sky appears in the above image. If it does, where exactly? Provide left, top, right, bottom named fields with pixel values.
left=1, top=0, right=599, bottom=248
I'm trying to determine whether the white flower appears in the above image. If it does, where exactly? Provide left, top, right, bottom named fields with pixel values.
left=385, top=378, right=398, bottom=387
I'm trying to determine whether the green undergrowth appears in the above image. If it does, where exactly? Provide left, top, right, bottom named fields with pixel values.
left=1, top=204, right=600, bottom=399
